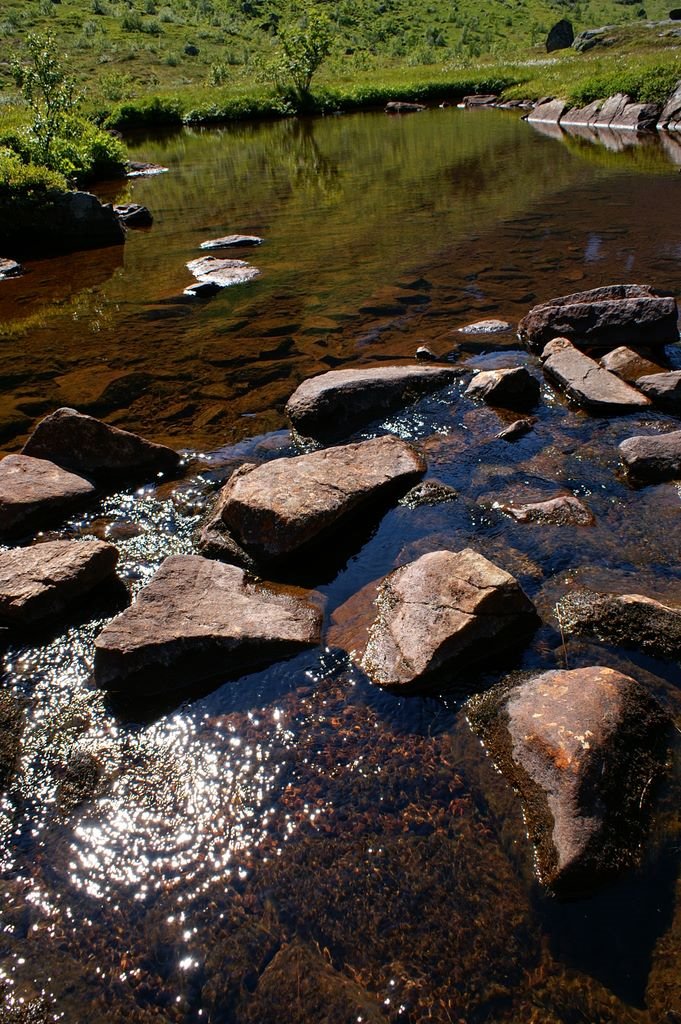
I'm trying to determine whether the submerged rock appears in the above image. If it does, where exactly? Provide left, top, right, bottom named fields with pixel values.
left=286, top=365, right=459, bottom=440
left=0, top=454, right=95, bottom=537
left=542, top=337, right=651, bottom=413
left=23, top=407, right=182, bottom=484
left=114, top=203, right=153, bottom=228
left=496, top=417, right=536, bottom=442
left=94, top=555, right=322, bottom=693
left=199, top=234, right=263, bottom=249
left=619, top=429, right=681, bottom=483
left=636, top=370, right=681, bottom=410
left=398, top=479, right=458, bottom=507
left=215, top=435, right=426, bottom=564
left=0, top=691, right=24, bottom=791
left=385, top=101, right=426, bottom=113
left=357, top=548, right=537, bottom=689
left=0, top=540, right=119, bottom=626
left=457, top=318, right=513, bottom=334
left=185, top=255, right=260, bottom=291
left=465, top=366, right=540, bottom=410
left=518, top=285, right=678, bottom=352
left=498, top=494, right=594, bottom=526
left=555, top=588, right=681, bottom=659
left=468, top=666, right=670, bottom=895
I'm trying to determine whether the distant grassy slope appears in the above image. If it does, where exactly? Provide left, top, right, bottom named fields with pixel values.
left=0, top=1, right=679, bottom=127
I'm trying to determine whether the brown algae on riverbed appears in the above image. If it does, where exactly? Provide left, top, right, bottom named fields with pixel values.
left=0, top=108, right=680, bottom=1022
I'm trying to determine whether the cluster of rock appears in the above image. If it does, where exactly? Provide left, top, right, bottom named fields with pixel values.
left=2, top=275, right=679, bottom=897
left=527, top=80, right=681, bottom=134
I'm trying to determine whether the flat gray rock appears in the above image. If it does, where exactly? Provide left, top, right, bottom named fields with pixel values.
left=519, top=284, right=678, bottom=352
left=555, top=589, right=681, bottom=659
left=465, top=367, right=540, bottom=410
left=527, top=99, right=568, bottom=124
left=23, top=407, right=182, bottom=484
left=542, top=338, right=651, bottom=413
left=619, top=429, right=681, bottom=483
left=468, top=666, right=669, bottom=895
left=0, top=540, right=118, bottom=625
left=199, top=234, right=263, bottom=249
left=217, top=436, right=426, bottom=563
left=0, top=454, right=95, bottom=537
left=286, top=365, right=459, bottom=440
left=94, top=554, right=322, bottom=693
left=358, top=548, right=537, bottom=689
left=636, top=370, right=681, bottom=410
left=186, top=255, right=260, bottom=290
left=457, top=318, right=513, bottom=334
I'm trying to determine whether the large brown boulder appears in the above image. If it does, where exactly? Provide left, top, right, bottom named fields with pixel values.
left=619, top=429, right=681, bottom=483
left=555, top=589, right=681, bottom=659
left=0, top=454, right=95, bottom=537
left=22, top=408, right=182, bottom=485
left=636, top=370, right=681, bottom=410
left=518, top=285, right=679, bottom=352
left=468, top=666, right=669, bottom=895
left=542, top=337, right=650, bottom=413
left=599, top=346, right=665, bottom=382
left=215, top=435, right=426, bottom=564
left=286, top=365, right=459, bottom=441
left=94, top=555, right=322, bottom=693
left=355, top=548, right=537, bottom=689
left=0, top=540, right=119, bottom=626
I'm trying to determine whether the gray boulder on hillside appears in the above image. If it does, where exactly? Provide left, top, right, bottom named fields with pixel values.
left=546, top=19, right=574, bottom=51
left=94, top=554, right=322, bottom=693
left=286, top=365, right=460, bottom=440
left=468, top=666, right=670, bottom=895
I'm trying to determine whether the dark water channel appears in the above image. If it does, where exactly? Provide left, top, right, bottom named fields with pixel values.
left=0, top=108, right=681, bottom=1023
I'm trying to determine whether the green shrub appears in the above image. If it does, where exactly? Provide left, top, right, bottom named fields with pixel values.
left=104, top=94, right=183, bottom=129
left=0, top=147, right=67, bottom=201
left=0, top=117, right=126, bottom=184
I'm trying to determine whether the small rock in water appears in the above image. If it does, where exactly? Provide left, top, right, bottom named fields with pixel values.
left=599, top=346, right=666, bottom=382
left=22, top=407, right=182, bottom=485
left=0, top=539, right=119, bottom=625
left=186, top=255, right=260, bottom=289
left=542, top=337, right=651, bottom=413
left=468, top=666, right=670, bottom=896
left=635, top=370, right=681, bottom=411
left=518, top=285, right=679, bottom=352
left=496, top=417, right=536, bottom=441
left=457, top=318, right=513, bottom=334
left=286, top=364, right=460, bottom=441
left=215, top=435, right=426, bottom=564
left=415, top=345, right=437, bottom=361
left=498, top=494, right=594, bottom=526
left=0, top=258, right=22, bottom=280
left=114, top=203, right=153, bottom=228
left=555, top=588, right=681, bottom=659
left=94, top=554, right=322, bottom=693
left=199, top=234, right=263, bottom=249
left=465, top=366, right=540, bottom=410
left=0, top=454, right=95, bottom=537
left=357, top=548, right=537, bottom=689
left=619, top=429, right=681, bottom=483
left=385, top=101, right=426, bottom=113
left=399, top=479, right=458, bottom=507
left=126, top=161, right=168, bottom=177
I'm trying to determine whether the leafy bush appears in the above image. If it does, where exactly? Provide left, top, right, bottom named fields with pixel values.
left=104, top=94, right=183, bottom=129
left=1, top=117, right=127, bottom=183
left=0, top=147, right=67, bottom=201
left=273, top=0, right=332, bottom=98
left=10, top=32, right=80, bottom=167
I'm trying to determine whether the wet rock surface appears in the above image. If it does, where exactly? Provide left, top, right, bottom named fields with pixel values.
left=114, top=203, right=153, bottom=228
left=519, top=285, right=679, bottom=352
left=199, top=234, right=263, bottom=249
left=464, top=366, right=540, bottom=410
left=619, top=429, right=681, bottom=482
left=22, top=407, right=182, bottom=484
left=496, top=417, right=536, bottom=441
left=0, top=191, right=125, bottom=258
left=556, top=589, right=681, bottom=659
left=499, top=494, right=594, bottom=526
left=94, top=554, right=323, bottom=693
left=285, top=365, right=459, bottom=440
left=0, top=691, right=24, bottom=792
left=185, top=255, right=260, bottom=291
left=216, top=436, right=426, bottom=563
left=636, top=370, right=681, bottom=410
left=0, top=454, right=95, bottom=537
left=356, top=548, right=537, bottom=689
left=468, top=666, right=670, bottom=895
left=542, top=337, right=651, bottom=412
left=599, top=346, right=666, bottom=382
left=457, top=318, right=513, bottom=334
left=0, top=540, right=119, bottom=626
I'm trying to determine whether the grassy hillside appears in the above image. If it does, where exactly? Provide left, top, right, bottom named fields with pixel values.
left=0, top=0, right=679, bottom=114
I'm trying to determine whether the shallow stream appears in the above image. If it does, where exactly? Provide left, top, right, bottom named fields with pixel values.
left=0, top=107, right=680, bottom=1023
